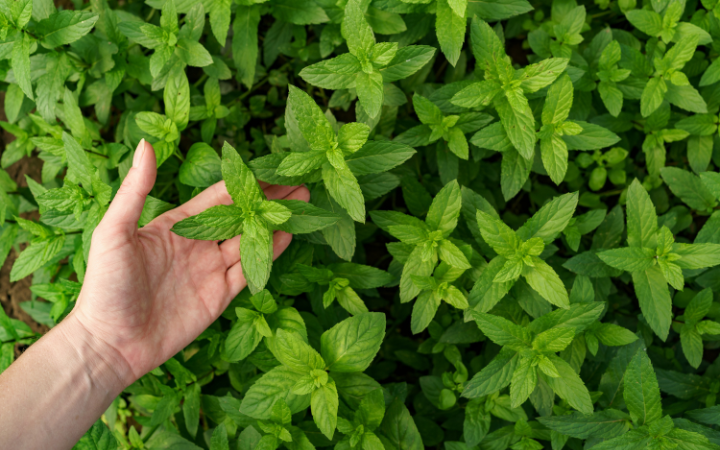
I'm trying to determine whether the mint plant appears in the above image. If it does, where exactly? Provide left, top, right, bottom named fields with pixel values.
left=452, top=18, right=569, bottom=161
left=3, top=0, right=720, bottom=447
left=299, top=0, right=435, bottom=119
left=281, top=262, right=393, bottom=316
left=469, top=192, right=578, bottom=312
left=464, top=302, right=606, bottom=414
left=371, top=180, right=468, bottom=303
left=240, top=312, right=385, bottom=440
left=172, top=142, right=340, bottom=293
left=598, top=179, right=720, bottom=340
left=673, top=288, right=720, bottom=368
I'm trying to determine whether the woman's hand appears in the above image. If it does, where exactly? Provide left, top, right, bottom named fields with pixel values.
left=69, top=139, right=309, bottom=386
left=0, top=139, right=308, bottom=450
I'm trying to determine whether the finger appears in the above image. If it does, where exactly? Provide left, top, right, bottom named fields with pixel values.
left=99, top=139, right=157, bottom=233
left=219, top=186, right=310, bottom=267
left=162, top=181, right=304, bottom=223
left=225, top=230, right=294, bottom=295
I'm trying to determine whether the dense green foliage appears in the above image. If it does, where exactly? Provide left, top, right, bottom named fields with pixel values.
left=4, top=0, right=720, bottom=449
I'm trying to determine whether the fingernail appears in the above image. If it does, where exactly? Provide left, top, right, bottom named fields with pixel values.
left=133, top=139, right=146, bottom=168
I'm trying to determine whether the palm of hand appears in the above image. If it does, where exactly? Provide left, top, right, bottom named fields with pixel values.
left=72, top=179, right=307, bottom=382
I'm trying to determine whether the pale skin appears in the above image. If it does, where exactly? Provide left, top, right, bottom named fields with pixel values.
left=0, top=139, right=309, bottom=449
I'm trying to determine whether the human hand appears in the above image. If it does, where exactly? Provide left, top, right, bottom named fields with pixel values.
left=67, top=139, right=309, bottom=386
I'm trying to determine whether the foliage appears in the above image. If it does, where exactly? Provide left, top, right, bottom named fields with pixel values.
left=2, top=0, right=720, bottom=449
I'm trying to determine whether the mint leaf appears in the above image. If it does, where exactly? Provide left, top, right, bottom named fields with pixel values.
left=624, top=350, right=663, bottom=426
left=321, top=312, right=386, bottom=373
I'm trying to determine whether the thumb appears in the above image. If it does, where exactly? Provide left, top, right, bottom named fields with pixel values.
left=101, top=139, right=157, bottom=232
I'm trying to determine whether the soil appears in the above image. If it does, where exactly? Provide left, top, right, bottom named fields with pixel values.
left=0, top=91, right=49, bottom=339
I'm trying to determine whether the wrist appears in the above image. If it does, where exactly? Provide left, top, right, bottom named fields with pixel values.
left=55, top=313, right=135, bottom=395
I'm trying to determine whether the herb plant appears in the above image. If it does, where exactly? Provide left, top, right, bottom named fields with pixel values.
left=2, top=0, right=720, bottom=449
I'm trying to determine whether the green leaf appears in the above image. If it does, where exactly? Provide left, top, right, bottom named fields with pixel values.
left=322, top=158, right=366, bottom=223
left=75, top=420, right=119, bottom=450
left=171, top=205, right=244, bottom=240
left=210, top=426, right=229, bottom=450
left=269, top=328, right=325, bottom=372
left=464, top=399, right=491, bottom=447
left=597, top=247, right=655, bottom=272
left=598, top=82, right=624, bottom=117
left=277, top=151, right=327, bottom=177
left=541, top=135, right=568, bottom=185
left=273, top=200, right=341, bottom=234
left=10, top=235, right=65, bottom=282
left=413, top=95, right=444, bottom=126
left=510, top=353, right=537, bottom=408
left=501, top=148, right=532, bottom=201
left=623, top=350, right=663, bottom=426
left=528, top=302, right=605, bottom=334
left=209, top=0, right=231, bottom=45
left=337, top=123, right=370, bottom=154
left=164, top=66, right=190, bottom=131
left=399, top=245, right=436, bottom=303
left=380, top=45, right=436, bottom=83
left=681, top=326, right=704, bottom=369
left=222, top=142, right=264, bottom=211
left=378, top=397, right=424, bottom=450
left=312, top=378, right=339, bottom=440
left=476, top=210, right=520, bottom=257
left=626, top=179, right=658, bottom=249
left=640, top=77, right=667, bottom=117
left=11, top=32, right=33, bottom=100
left=495, top=94, right=536, bottom=160
left=521, top=58, right=569, bottom=94
left=231, top=6, right=260, bottom=89
left=468, top=311, right=532, bottom=348
left=462, top=348, right=518, bottom=398
left=258, top=201, right=292, bottom=225
left=37, top=10, right=98, bottom=48
left=438, top=239, right=471, bottom=269
left=701, top=171, right=720, bottom=200
left=411, top=291, right=442, bottom=334
left=288, top=85, right=335, bottom=152
left=222, top=309, right=262, bottom=362
left=436, top=0, right=466, bottom=67
left=241, top=216, right=273, bottom=294
left=271, top=0, right=329, bottom=24
left=426, top=180, right=462, bottom=237
left=660, top=167, right=717, bottom=211
left=585, top=430, right=650, bottom=450
left=342, top=0, right=374, bottom=56
left=452, top=80, right=502, bottom=109
left=356, top=71, right=384, bottom=119
left=470, top=17, right=505, bottom=68
left=300, top=54, right=361, bottom=90
left=179, top=143, right=222, bottom=187
left=632, top=265, right=672, bottom=341
left=517, top=192, right=578, bottom=244
left=176, top=38, right=213, bottom=67
left=665, top=83, right=707, bottom=114
left=542, top=355, right=593, bottom=414
left=561, top=122, right=621, bottom=150
left=138, top=195, right=175, bottom=227
left=321, top=312, right=386, bottom=372
left=673, top=243, right=720, bottom=269
left=345, top=141, right=416, bottom=176
left=523, top=257, right=570, bottom=309
left=625, top=10, right=663, bottom=37
left=538, top=409, right=630, bottom=439
left=240, top=366, right=310, bottom=419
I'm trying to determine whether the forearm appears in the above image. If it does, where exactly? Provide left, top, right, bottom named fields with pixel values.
left=0, top=313, right=133, bottom=450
